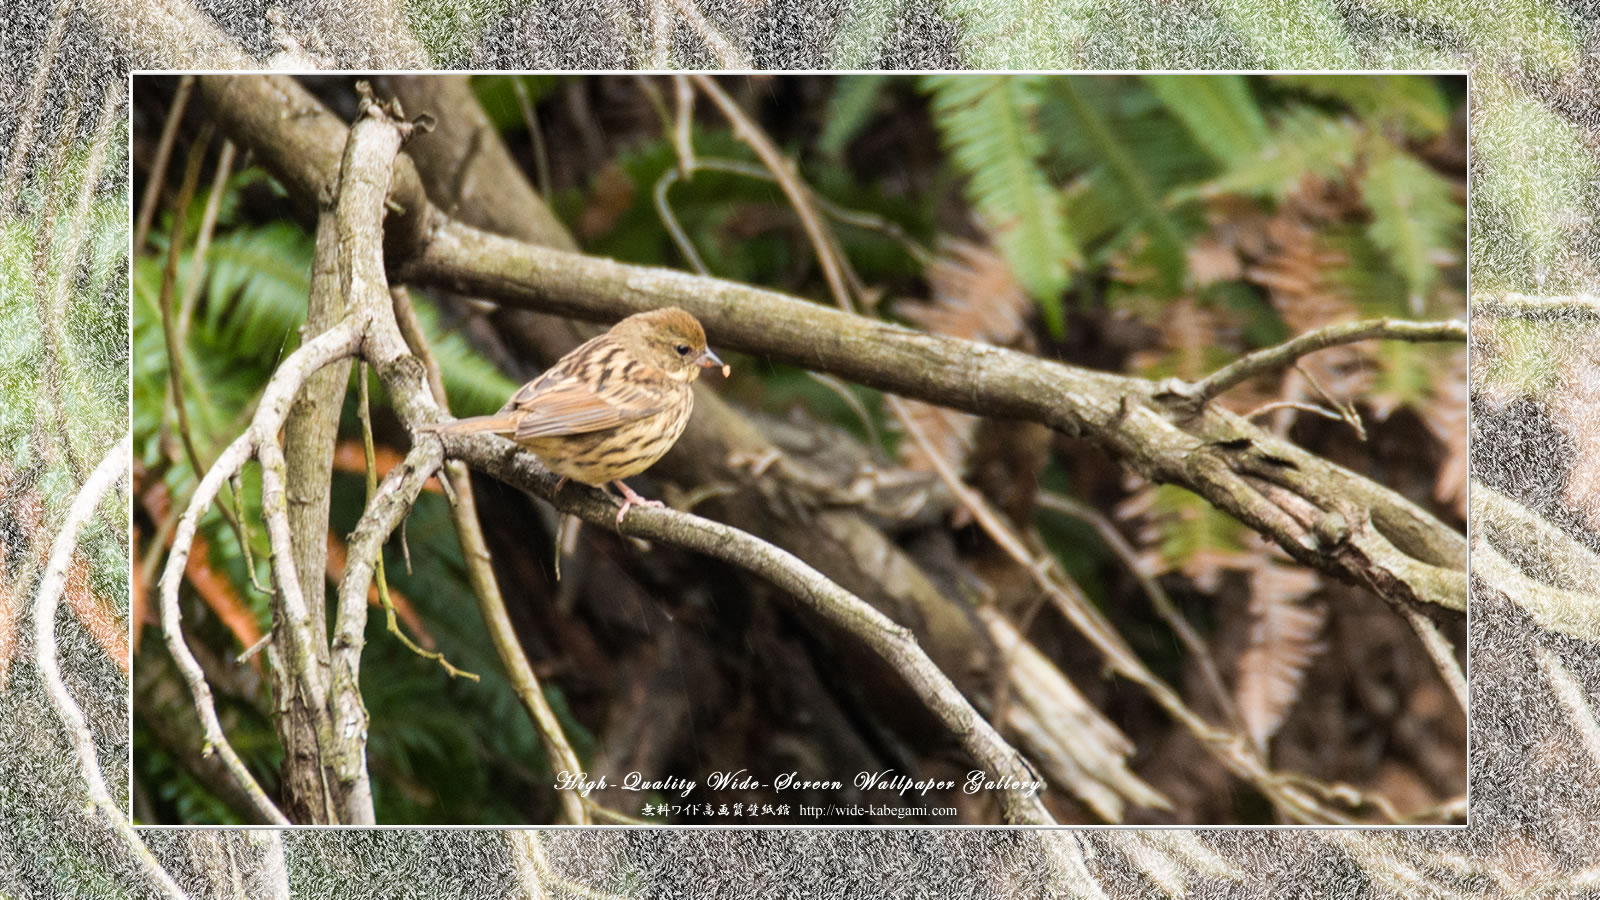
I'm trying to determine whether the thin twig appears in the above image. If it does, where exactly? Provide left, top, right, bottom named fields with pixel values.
left=1397, top=604, right=1467, bottom=713
left=1245, top=399, right=1350, bottom=426
left=135, top=75, right=195, bottom=254
left=178, top=139, right=236, bottom=337
left=1293, top=361, right=1365, bottom=440
left=509, top=77, right=553, bottom=201
left=157, top=122, right=255, bottom=570
left=393, top=283, right=587, bottom=824
left=158, top=324, right=362, bottom=827
left=677, top=154, right=935, bottom=266
left=358, top=360, right=478, bottom=681
left=34, top=434, right=191, bottom=899
left=1037, top=489, right=1244, bottom=734
left=653, top=168, right=708, bottom=275
left=1163, top=318, right=1467, bottom=406
left=691, top=75, right=856, bottom=312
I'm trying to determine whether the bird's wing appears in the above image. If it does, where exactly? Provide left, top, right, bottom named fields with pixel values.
left=507, top=362, right=665, bottom=440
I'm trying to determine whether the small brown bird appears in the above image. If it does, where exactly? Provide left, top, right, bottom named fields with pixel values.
left=423, top=307, right=728, bottom=524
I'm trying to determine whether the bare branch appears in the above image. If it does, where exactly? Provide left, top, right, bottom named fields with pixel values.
left=1162, top=318, right=1467, bottom=406
left=391, top=286, right=588, bottom=824
left=134, top=76, right=195, bottom=255
left=202, top=77, right=1467, bottom=614
left=35, top=434, right=189, bottom=899
left=431, top=427, right=1055, bottom=826
left=157, top=322, right=362, bottom=826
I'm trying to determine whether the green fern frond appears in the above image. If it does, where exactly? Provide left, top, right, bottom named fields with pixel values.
left=1360, top=143, right=1464, bottom=314
left=1149, top=483, right=1250, bottom=576
left=1318, top=226, right=1410, bottom=318
left=922, top=74, right=1079, bottom=335
left=1054, top=79, right=1187, bottom=289
left=1371, top=340, right=1445, bottom=413
left=1142, top=74, right=1269, bottom=164
left=400, top=291, right=519, bottom=417
left=1174, top=108, right=1364, bottom=203
left=1271, top=74, right=1452, bottom=139
left=200, top=222, right=314, bottom=362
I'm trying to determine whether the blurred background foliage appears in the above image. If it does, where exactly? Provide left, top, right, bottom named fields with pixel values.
left=0, top=77, right=134, bottom=890
left=132, top=74, right=1466, bottom=825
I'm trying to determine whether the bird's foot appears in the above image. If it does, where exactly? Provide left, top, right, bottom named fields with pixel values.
left=613, top=480, right=665, bottom=526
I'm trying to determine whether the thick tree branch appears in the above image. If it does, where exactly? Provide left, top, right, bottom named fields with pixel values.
left=272, top=183, right=349, bottom=820
left=397, top=221, right=1466, bottom=606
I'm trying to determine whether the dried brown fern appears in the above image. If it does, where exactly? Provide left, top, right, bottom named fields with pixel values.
left=1234, top=559, right=1325, bottom=753
left=896, top=238, right=1035, bottom=481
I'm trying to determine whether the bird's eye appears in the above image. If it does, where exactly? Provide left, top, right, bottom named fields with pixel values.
left=675, top=344, right=691, bottom=356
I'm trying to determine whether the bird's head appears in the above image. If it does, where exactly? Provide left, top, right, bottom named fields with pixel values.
left=613, top=307, right=729, bottom=383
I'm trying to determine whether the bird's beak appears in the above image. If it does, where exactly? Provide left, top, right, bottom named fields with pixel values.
left=697, top=348, right=731, bottom=378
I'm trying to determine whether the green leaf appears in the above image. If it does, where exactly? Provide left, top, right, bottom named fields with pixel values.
left=1142, top=74, right=1269, bottom=164
left=1271, top=74, right=1452, bottom=139
left=1360, top=143, right=1464, bottom=314
left=1174, top=107, right=1364, bottom=203
left=922, top=74, right=1078, bottom=334
left=1054, top=79, right=1187, bottom=290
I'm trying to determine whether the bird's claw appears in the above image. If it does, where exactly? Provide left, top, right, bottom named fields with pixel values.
left=613, top=479, right=665, bottom=526
left=615, top=496, right=665, bottom=526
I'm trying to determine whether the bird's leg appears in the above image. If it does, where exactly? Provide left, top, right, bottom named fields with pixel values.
left=554, top=476, right=568, bottom=492
left=612, top=479, right=665, bottom=525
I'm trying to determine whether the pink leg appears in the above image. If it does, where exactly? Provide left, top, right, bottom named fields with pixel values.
left=612, top=479, right=665, bottom=525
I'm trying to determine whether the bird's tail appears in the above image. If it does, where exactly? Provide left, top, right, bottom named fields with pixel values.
left=418, top=415, right=516, bottom=436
